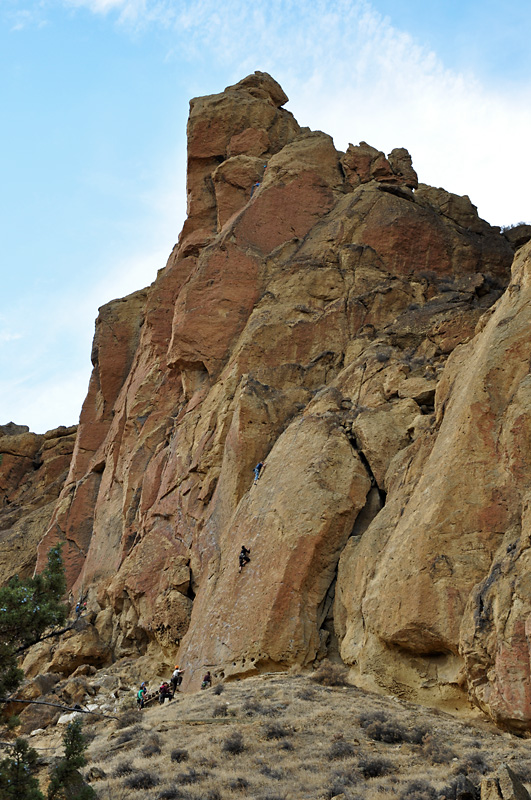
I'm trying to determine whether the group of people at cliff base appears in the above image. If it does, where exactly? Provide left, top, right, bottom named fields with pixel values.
left=136, top=665, right=184, bottom=709
left=136, top=668, right=213, bottom=708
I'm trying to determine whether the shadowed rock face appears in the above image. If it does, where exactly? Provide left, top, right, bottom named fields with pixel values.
left=0, top=425, right=77, bottom=584
left=18, top=71, right=531, bottom=730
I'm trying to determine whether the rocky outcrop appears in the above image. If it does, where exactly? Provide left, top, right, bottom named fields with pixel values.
left=481, top=765, right=531, bottom=800
left=502, top=223, right=531, bottom=251
left=17, top=72, right=531, bottom=730
left=0, top=424, right=77, bottom=584
left=334, top=240, right=531, bottom=718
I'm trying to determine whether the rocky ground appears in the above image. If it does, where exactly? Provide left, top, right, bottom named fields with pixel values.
left=13, top=666, right=531, bottom=800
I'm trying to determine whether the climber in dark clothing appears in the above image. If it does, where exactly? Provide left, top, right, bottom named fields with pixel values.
left=253, top=462, right=264, bottom=484
left=159, top=681, right=172, bottom=704
left=239, top=545, right=251, bottom=573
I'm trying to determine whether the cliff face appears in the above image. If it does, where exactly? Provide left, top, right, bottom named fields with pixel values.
left=0, top=423, right=77, bottom=584
left=25, top=72, right=531, bottom=729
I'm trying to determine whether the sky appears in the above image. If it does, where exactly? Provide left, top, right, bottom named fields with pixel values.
left=1, top=0, right=530, bottom=434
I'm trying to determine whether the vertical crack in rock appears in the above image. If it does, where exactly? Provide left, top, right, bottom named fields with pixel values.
left=348, top=433, right=387, bottom=506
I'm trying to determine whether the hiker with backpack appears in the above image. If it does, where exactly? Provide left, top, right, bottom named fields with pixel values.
left=239, top=545, right=251, bottom=573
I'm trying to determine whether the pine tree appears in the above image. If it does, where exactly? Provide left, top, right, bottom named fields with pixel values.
left=0, top=544, right=67, bottom=697
left=0, top=737, right=44, bottom=800
left=46, top=719, right=95, bottom=800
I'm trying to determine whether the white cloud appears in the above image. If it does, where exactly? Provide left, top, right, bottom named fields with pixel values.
left=0, top=331, right=22, bottom=345
left=58, top=0, right=530, bottom=223
left=5, top=0, right=531, bottom=433
left=0, top=247, right=163, bottom=434
left=0, top=368, right=90, bottom=433
left=63, top=0, right=129, bottom=13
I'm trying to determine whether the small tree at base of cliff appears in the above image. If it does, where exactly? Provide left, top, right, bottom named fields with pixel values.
left=0, top=737, right=44, bottom=800
left=47, top=719, right=95, bottom=800
left=0, top=544, right=67, bottom=697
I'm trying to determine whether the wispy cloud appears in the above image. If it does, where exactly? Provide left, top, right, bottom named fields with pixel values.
left=0, top=332, right=22, bottom=345
left=63, top=0, right=129, bottom=14
left=53, top=0, right=531, bottom=225
left=4, top=0, right=531, bottom=434
left=0, top=368, right=90, bottom=432
left=0, top=250, right=160, bottom=434
left=0, top=173, right=182, bottom=434
left=4, top=3, right=49, bottom=31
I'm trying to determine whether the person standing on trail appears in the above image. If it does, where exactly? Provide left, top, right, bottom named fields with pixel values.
left=239, top=545, right=251, bottom=573
left=137, top=682, right=147, bottom=710
left=159, top=681, right=172, bottom=704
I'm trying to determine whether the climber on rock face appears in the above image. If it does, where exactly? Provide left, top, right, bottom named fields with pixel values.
left=239, top=545, right=251, bottom=573
left=171, top=665, right=184, bottom=694
left=253, top=462, right=264, bottom=484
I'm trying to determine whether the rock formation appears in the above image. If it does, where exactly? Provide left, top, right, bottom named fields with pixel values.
left=0, top=424, right=77, bottom=584
left=7, top=71, right=531, bottom=731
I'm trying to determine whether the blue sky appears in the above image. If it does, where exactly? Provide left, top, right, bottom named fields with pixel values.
left=1, top=0, right=530, bottom=433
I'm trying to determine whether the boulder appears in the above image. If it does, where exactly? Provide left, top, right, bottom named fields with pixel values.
left=480, top=765, right=530, bottom=800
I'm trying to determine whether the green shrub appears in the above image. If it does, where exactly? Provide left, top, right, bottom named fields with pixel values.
left=0, top=737, right=44, bottom=800
left=47, top=719, right=95, bottom=799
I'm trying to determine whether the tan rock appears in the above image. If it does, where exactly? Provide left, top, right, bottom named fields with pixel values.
left=481, top=765, right=531, bottom=800
left=342, top=141, right=393, bottom=187
left=182, top=71, right=299, bottom=247
left=16, top=73, right=523, bottom=732
left=388, top=147, right=418, bottom=189
left=397, top=376, right=436, bottom=405
left=212, top=154, right=266, bottom=229
left=228, top=127, right=269, bottom=157
left=47, top=624, right=111, bottom=675
left=178, top=414, right=372, bottom=689
left=226, top=71, right=289, bottom=107
left=351, top=399, right=419, bottom=486
left=0, top=422, right=29, bottom=437
left=0, top=425, right=77, bottom=584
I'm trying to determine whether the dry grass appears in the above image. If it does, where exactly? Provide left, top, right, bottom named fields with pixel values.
left=33, top=671, right=531, bottom=800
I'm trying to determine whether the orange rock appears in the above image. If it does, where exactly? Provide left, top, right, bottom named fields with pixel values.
left=21, top=74, right=531, bottom=734
left=0, top=425, right=76, bottom=584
